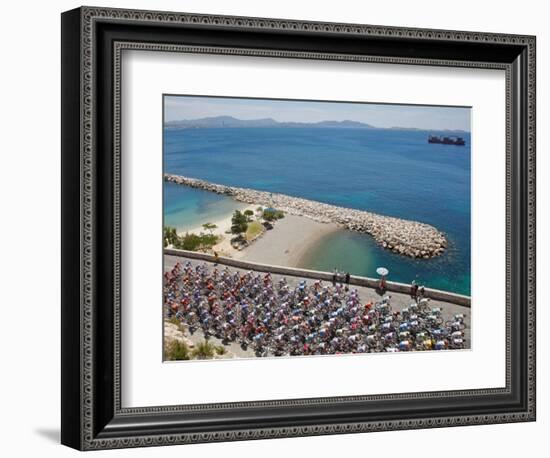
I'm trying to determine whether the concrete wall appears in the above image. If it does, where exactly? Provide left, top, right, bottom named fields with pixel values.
left=164, top=248, right=471, bottom=307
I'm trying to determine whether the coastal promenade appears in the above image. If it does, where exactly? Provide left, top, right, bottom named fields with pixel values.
left=164, top=248, right=471, bottom=308
left=165, top=174, right=448, bottom=259
left=164, top=253, right=471, bottom=358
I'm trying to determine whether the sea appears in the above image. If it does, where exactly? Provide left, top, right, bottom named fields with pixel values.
left=164, top=127, right=471, bottom=296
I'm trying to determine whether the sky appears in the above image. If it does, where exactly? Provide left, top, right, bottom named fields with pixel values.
left=164, top=95, right=471, bottom=131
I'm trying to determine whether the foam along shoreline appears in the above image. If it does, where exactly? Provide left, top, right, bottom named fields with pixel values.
left=165, top=174, right=448, bottom=259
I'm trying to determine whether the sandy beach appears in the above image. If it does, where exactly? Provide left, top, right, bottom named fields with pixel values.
left=237, top=214, right=338, bottom=267
left=176, top=203, right=254, bottom=237
left=175, top=203, right=257, bottom=258
left=166, top=174, right=448, bottom=259
left=173, top=202, right=338, bottom=268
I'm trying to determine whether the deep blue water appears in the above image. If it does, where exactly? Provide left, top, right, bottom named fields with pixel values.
left=164, top=127, right=471, bottom=295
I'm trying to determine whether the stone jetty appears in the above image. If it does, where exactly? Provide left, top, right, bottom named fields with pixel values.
left=165, top=174, right=448, bottom=259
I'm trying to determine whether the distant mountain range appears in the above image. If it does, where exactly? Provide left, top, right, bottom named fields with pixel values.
left=165, top=116, right=375, bottom=129
left=164, top=116, right=468, bottom=133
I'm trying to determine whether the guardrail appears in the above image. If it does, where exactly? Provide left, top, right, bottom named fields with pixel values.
left=164, top=248, right=471, bottom=308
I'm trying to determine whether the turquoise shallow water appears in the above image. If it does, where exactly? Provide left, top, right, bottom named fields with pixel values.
left=164, top=182, right=246, bottom=232
left=296, top=230, right=469, bottom=296
left=164, top=127, right=471, bottom=295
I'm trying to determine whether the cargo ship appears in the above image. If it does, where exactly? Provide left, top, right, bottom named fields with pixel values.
left=428, top=135, right=466, bottom=146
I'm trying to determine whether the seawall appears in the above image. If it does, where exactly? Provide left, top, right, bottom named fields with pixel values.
left=164, top=248, right=471, bottom=308
left=165, top=173, right=447, bottom=259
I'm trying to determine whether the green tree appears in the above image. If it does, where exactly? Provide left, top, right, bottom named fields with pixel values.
left=163, top=226, right=178, bottom=247
left=173, top=232, right=200, bottom=250
left=262, top=209, right=276, bottom=222
left=243, top=209, right=254, bottom=222
left=231, top=210, right=248, bottom=236
left=173, top=232, right=218, bottom=252
left=202, top=222, right=217, bottom=235
left=263, top=209, right=285, bottom=222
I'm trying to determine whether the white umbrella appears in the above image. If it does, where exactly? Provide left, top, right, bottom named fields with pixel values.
left=376, top=267, right=389, bottom=277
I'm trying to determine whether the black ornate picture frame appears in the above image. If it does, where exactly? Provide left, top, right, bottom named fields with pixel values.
left=61, top=6, right=536, bottom=451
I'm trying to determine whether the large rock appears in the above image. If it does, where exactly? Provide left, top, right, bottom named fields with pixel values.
left=165, top=174, right=448, bottom=259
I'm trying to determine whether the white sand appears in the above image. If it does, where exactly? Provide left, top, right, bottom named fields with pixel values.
left=175, top=204, right=258, bottom=258
left=176, top=204, right=257, bottom=237
left=174, top=204, right=338, bottom=266
left=238, top=214, right=338, bottom=267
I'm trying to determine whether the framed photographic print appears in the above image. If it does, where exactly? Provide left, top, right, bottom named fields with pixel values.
left=61, top=6, right=536, bottom=450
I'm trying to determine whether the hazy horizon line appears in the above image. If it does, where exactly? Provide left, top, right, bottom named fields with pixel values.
left=164, top=95, right=471, bottom=131
left=164, top=115, right=471, bottom=132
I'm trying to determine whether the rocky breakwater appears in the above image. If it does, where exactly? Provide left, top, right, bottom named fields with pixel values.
left=165, top=174, right=447, bottom=259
